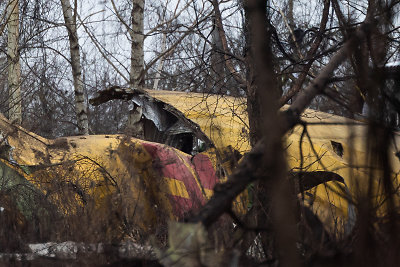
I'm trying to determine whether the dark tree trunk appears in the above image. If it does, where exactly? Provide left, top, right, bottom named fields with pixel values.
left=244, top=0, right=280, bottom=146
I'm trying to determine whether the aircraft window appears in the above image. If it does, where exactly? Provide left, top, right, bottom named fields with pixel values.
left=331, top=141, right=344, bottom=157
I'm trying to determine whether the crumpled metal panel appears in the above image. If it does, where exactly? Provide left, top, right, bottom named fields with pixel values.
left=165, top=121, right=192, bottom=135
left=131, top=95, right=171, bottom=132
left=146, top=90, right=251, bottom=154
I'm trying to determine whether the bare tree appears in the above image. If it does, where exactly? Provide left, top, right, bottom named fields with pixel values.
left=60, top=0, right=89, bottom=135
left=7, top=0, right=21, bottom=124
left=124, top=0, right=145, bottom=137
left=130, top=0, right=145, bottom=91
left=152, top=0, right=183, bottom=91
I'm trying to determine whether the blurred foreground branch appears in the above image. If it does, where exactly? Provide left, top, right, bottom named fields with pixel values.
left=188, top=20, right=371, bottom=228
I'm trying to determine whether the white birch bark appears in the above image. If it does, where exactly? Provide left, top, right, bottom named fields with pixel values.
left=126, top=0, right=145, bottom=137
left=60, top=0, right=89, bottom=135
left=130, top=0, right=145, bottom=91
left=153, top=33, right=166, bottom=91
left=7, top=0, right=21, bottom=124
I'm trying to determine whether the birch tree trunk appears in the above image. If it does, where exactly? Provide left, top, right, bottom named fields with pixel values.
left=126, top=0, right=145, bottom=137
left=152, top=32, right=166, bottom=91
left=7, top=0, right=21, bottom=124
left=60, top=0, right=89, bottom=135
left=130, top=0, right=145, bottom=91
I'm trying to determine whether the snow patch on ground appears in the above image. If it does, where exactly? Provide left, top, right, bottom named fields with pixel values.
left=1, top=241, right=155, bottom=262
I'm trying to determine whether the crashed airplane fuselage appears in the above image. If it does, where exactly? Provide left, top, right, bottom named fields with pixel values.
left=1, top=89, right=400, bottom=239
left=98, top=88, right=400, bottom=235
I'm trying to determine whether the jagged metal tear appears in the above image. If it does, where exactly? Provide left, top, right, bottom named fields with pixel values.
left=131, top=95, right=170, bottom=132
left=131, top=95, right=192, bottom=134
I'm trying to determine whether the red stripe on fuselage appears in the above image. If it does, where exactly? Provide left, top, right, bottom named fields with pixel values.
left=142, top=143, right=205, bottom=215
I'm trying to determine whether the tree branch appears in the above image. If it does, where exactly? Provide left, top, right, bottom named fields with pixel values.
left=188, top=21, right=370, bottom=227
left=210, top=0, right=246, bottom=86
left=279, top=0, right=331, bottom=106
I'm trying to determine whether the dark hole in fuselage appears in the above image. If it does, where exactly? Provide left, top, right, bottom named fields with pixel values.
left=331, top=140, right=344, bottom=157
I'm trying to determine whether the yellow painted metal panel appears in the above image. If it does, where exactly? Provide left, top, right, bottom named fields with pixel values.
left=163, top=177, right=190, bottom=199
left=145, top=90, right=400, bottom=234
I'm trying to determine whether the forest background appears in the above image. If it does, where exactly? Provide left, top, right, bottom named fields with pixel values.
left=1, top=0, right=400, bottom=266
